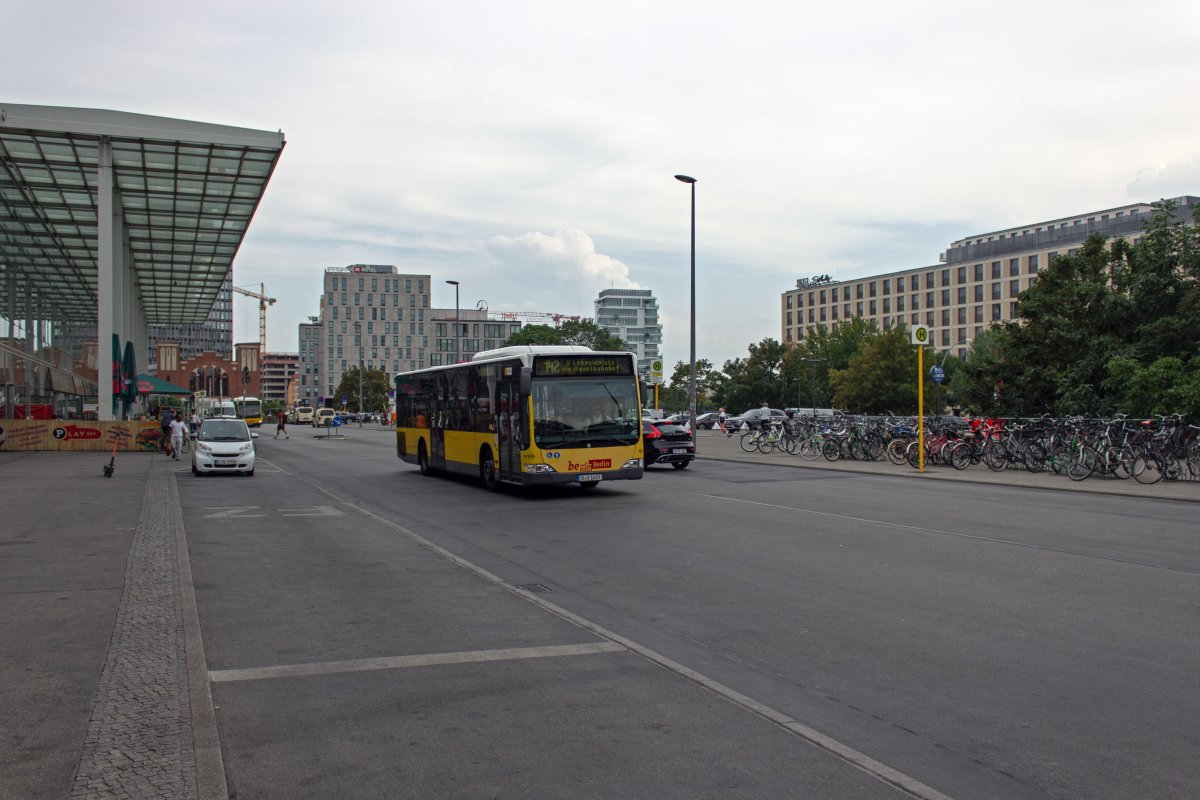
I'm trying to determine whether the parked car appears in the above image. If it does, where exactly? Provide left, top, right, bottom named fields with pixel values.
left=641, top=418, right=695, bottom=470
left=191, top=417, right=258, bottom=476
left=314, top=408, right=337, bottom=427
left=724, top=407, right=787, bottom=431
left=693, top=412, right=721, bottom=429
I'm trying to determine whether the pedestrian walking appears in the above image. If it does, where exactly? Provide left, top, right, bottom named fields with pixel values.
left=275, top=409, right=289, bottom=439
left=168, top=416, right=186, bottom=460
left=717, top=407, right=727, bottom=435
left=159, top=408, right=174, bottom=455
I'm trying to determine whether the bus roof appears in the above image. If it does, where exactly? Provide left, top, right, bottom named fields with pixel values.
left=396, top=346, right=637, bottom=377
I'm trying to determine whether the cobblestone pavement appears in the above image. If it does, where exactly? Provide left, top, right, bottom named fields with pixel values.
left=69, top=463, right=198, bottom=799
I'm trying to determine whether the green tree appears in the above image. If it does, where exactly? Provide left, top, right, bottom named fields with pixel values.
left=502, top=319, right=627, bottom=351
left=557, top=319, right=628, bottom=351
left=503, top=324, right=559, bottom=346
left=661, top=358, right=715, bottom=412
left=716, top=338, right=786, bottom=412
left=828, top=326, right=935, bottom=414
left=781, top=317, right=878, bottom=410
left=333, top=367, right=392, bottom=414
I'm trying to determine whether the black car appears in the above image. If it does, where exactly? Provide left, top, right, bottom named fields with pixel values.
left=641, top=418, right=695, bottom=470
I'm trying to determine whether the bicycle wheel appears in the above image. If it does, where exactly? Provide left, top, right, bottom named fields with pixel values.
left=758, top=434, right=776, bottom=454
left=982, top=441, right=1007, bottom=471
left=739, top=432, right=759, bottom=452
left=799, top=436, right=821, bottom=461
left=948, top=441, right=971, bottom=470
left=1132, top=452, right=1164, bottom=484
left=864, top=433, right=886, bottom=461
left=886, top=438, right=909, bottom=466
left=822, top=437, right=841, bottom=462
left=905, top=441, right=922, bottom=469
left=1022, top=441, right=1047, bottom=473
left=1065, top=446, right=1097, bottom=481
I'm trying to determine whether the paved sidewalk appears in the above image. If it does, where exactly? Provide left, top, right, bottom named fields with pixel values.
left=0, top=450, right=221, bottom=800
left=692, top=428, right=1200, bottom=503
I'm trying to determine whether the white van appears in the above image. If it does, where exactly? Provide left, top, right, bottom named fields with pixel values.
left=314, top=408, right=336, bottom=427
left=294, top=406, right=314, bottom=424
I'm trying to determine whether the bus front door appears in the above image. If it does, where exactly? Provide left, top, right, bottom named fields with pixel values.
left=497, top=380, right=522, bottom=481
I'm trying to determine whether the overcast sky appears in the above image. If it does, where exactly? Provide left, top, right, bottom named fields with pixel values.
left=9, top=1, right=1200, bottom=368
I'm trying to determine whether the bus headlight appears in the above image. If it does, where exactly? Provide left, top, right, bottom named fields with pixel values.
left=622, top=458, right=643, bottom=469
left=524, top=463, right=557, bottom=474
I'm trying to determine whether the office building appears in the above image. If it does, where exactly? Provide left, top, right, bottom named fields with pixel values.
left=300, top=265, right=522, bottom=404
left=594, top=288, right=661, bottom=374
left=260, top=352, right=298, bottom=404
left=781, top=196, right=1200, bottom=357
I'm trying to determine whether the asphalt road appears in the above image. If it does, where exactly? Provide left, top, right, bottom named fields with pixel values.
left=177, top=425, right=1200, bottom=799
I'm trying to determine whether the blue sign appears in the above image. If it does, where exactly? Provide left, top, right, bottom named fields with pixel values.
left=930, top=365, right=946, bottom=384
left=331, top=416, right=343, bottom=427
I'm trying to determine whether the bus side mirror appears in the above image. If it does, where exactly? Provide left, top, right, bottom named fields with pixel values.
left=519, top=367, right=532, bottom=396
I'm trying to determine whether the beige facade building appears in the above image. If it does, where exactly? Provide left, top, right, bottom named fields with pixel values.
left=781, top=196, right=1199, bottom=357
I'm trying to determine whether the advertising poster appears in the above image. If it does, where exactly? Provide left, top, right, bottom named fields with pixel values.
left=0, top=420, right=161, bottom=452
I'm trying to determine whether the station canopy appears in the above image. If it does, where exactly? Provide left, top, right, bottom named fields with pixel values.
left=0, top=103, right=286, bottom=323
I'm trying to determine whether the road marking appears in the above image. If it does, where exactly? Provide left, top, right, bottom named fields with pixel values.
left=337, top=498, right=955, bottom=800
left=278, top=504, right=343, bottom=517
left=201, top=506, right=267, bottom=518
left=210, top=641, right=625, bottom=683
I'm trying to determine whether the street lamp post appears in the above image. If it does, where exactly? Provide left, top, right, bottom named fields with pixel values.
left=446, top=280, right=460, bottom=364
left=355, top=322, right=363, bottom=426
left=798, top=357, right=825, bottom=415
left=674, top=174, right=697, bottom=452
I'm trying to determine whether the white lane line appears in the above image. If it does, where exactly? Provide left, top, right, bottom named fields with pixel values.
left=210, top=641, right=625, bottom=683
left=339, top=499, right=955, bottom=800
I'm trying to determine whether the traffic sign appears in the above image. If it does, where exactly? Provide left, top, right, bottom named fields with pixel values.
left=930, top=365, right=945, bottom=384
left=910, top=325, right=929, bottom=346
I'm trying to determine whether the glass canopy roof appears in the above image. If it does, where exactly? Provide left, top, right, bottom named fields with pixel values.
left=0, top=104, right=286, bottom=324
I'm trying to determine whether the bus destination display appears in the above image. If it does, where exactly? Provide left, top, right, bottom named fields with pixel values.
left=534, top=355, right=633, bottom=377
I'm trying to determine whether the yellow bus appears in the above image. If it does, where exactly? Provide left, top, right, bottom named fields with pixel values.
left=395, top=346, right=644, bottom=490
left=232, top=396, right=263, bottom=427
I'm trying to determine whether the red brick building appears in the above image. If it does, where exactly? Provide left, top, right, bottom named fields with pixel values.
left=155, top=341, right=261, bottom=399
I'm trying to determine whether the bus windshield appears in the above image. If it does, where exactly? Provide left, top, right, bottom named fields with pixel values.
left=531, top=377, right=641, bottom=448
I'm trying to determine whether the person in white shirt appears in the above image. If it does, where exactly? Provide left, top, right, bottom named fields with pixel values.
left=169, top=417, right=186, bottom=460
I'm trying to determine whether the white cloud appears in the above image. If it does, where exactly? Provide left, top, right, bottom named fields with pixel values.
left=486, top=229, right=640, bottom=295
left=1127, top=159, right=1200, bottom=203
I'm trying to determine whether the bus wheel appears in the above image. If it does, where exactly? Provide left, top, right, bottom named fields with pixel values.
left=418, top=443, right=433, bottom=476
left=480, top=449, right=501, bottom=491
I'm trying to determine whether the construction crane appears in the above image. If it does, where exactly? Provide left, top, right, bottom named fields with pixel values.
left=497, top=311, right=581, bottom=327
left=233, top=283, right=277, bottom=350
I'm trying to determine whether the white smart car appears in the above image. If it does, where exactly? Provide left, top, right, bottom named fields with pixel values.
left=192, top=417, right=258, bottom=476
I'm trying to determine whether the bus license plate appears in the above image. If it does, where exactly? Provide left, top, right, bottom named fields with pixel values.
left=578, top=474, right=602, bottom=482
left=215, top=459, right=237, bottom=467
